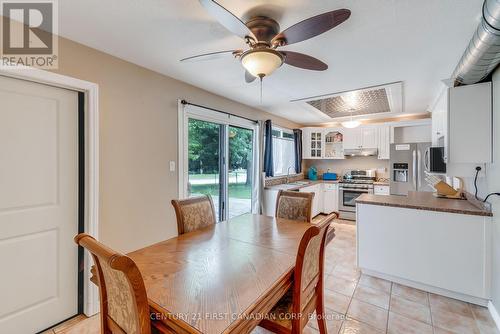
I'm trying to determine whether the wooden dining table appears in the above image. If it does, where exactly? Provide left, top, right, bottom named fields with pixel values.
left=92, top=213, right=335, bottom=334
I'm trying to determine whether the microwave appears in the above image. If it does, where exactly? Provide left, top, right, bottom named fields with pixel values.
left=425, top=147, right=446, bottom=173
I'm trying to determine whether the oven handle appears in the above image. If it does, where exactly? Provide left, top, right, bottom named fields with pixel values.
left=340, top=188, right=371, bottom=192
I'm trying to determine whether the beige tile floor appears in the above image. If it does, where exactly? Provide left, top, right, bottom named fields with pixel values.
left=45, top=220, right=499, bottom=334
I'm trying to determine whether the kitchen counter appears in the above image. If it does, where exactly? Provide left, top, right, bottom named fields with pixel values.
left=265, top=179, right=340, bottom=191
left=373, top=181, right=389, bottom=186
left=356, top=191, right=492, bottom=217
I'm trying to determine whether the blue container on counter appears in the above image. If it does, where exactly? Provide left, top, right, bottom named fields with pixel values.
left=308, top=167, right=318, bottom=180
left=323, top=172, right=338, bottom=180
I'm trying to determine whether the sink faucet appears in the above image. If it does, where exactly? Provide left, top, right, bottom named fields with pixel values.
left=286, top=166, right=294, bottom=184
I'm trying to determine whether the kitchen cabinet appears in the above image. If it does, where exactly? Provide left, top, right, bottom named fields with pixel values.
left=448, top=82, right=492, bottom=164
left=343, top=127, right=378, bottom=150
left=378, top=126, right=390, bottom=159
left=374, top=185, right=390, bottom=195
left=324, top=129, right=345, bottom=159
left=323, top=183, right=339, bottom=213
left=300, top=184, right=323, bottom=217
left=302, top=128, right=323, bottom=159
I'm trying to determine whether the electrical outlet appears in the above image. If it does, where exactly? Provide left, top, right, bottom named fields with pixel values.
left=169, top=161, right=176, bottom=172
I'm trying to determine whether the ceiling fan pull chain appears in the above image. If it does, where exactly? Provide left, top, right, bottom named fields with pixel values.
left=260, top=76, right=263, bottom=104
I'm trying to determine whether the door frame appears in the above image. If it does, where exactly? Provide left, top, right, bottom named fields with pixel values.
left=177, top=100, right=260, bottom=219
left=0, top=65, right=100, bottom=316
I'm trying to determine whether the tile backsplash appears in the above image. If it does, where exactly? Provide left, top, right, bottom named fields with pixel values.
left=303, top=156, right=390, bottom=179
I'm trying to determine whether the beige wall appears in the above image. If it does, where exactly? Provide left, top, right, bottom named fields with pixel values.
left=50, top=37, right=300, bottom=252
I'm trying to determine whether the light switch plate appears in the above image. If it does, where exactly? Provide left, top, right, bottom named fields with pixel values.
left=169, top=161, right=176, bottom=172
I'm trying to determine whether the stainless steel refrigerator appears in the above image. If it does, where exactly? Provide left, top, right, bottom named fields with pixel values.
left=390, top=142, right=434, bottom=195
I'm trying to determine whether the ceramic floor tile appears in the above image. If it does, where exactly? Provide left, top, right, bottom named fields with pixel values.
left=331, top=265, right=361, bottom=282
left=389, top=295, right=431, bottom=324
left=325, top=288, right=352, bottom=314
left=391, top=283, right=428, bottom=306
left=353, top=285, right=390, bottom=310
left=358, top=274, right=392, bottom=294
left=309, top=311, right=345, bottom=334
left=347, top=299, right=389, bottom=331
left=55, top=315, right=100, bottom=334
left=340, top=318, right=385, bottom=334
left=431, top=308, right=480, bottom=334
left=387, top=312, right=432, bottom=334
left=325, top=274, right=358, bottom=297
left=429, top=293, right=473, bottom=318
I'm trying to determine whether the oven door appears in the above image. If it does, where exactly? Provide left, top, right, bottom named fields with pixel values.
left=339, top=188, right=369, bottom=212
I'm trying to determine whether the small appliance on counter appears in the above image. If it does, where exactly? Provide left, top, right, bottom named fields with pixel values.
left=308, top=166, right=318, bottom=180
left=323, top=169, right=337, bottom=180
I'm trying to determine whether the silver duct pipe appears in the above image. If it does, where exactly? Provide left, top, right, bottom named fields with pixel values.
left=452, top=0, right=500, bottom=85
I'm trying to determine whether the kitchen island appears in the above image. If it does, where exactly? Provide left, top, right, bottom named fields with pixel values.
left=356, top=191, right=492, bottom=306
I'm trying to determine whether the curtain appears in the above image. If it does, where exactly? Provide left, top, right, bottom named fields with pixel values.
left=263, top=120, right=274, bottom=177
left=293, top=129, right=302, bottom=173
left=257, top=120, right=266, bottom=214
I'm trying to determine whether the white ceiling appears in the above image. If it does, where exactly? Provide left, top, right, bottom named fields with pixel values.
left=58, top=0, right=483, bottom=125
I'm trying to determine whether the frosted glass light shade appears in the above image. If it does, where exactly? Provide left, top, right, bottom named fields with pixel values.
left=241, top=49, right=283, bottom=78
left=341, top=120, right=361, bottom=128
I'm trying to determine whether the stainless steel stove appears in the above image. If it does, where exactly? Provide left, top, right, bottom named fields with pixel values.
left=339, top=170, right=376, bottom=220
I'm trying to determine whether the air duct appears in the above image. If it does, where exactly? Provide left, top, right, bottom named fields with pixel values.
left=452, top=0, right=500, bottom=85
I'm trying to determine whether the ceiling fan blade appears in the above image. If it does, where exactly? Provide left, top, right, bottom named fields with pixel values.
left=281, top=51, right=328, bottom=71
left=180, top=50, right=241, bottom=62
left=198, top=0, right=256, bottom=40
left=245, top=70, right=256, bottom=83
left=272, top=9, right=350, bottom=46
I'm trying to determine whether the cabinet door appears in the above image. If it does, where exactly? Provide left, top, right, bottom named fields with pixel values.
left=378, top=126, right=390, bottom=159
left=448, top=82, right=492, bottom=163
left=323, top=184, right=338, bottom=214
left=310, top=131, right=323, bottom=158
left=343, top=128, right=361, bottom=150
left=362, top=127, right=378, bottom=148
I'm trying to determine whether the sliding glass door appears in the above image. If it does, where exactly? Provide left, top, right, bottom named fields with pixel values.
left=183, top=107, right=257, bottom=221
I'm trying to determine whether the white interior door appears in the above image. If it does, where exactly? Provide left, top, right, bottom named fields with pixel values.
left=0, top=75, right=80, bottom=333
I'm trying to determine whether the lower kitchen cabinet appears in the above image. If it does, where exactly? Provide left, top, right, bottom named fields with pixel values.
left=374, top=185, right=390, bottom=195
left=299, top=184, right=323, bottom=217
left=323, top=183, right=339, bottom=213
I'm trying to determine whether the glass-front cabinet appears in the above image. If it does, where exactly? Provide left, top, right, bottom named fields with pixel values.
left=302, top=128, right=345, bottom=159
left=310, top=131, right=322, bottom=158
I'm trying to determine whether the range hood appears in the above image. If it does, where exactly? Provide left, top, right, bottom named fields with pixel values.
left=344, top=148, right=378, bottom=157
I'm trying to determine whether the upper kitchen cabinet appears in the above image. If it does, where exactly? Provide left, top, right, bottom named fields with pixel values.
left=343, top=127, right=379, bottom=150
left=448, top=82, right=492, bottom=164
left=302, top=127, right=324, bottom=159
left=324, top=129, right=345, bottom=159
left=378, top=125, right=390, bottom=159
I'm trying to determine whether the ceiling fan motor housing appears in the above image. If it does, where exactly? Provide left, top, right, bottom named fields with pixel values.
left=246, top=16, right=280, bottom=43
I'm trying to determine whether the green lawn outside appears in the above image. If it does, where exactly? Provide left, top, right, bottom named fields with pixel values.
left=190, top=183, right=252, bottom=199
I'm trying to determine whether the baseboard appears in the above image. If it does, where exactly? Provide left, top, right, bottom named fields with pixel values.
left=489, top=301, right=500, bottom=331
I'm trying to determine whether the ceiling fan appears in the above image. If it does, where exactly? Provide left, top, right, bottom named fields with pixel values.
left=181, top=0, right=351, bottom=83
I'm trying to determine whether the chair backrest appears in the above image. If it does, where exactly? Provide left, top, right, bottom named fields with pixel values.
left=292, top=220, right=331, bottom=328
left=275, top=190, right=314, bottom=222
left=171, top=195, right=217, bottom=235
left=74, top=234, right=151, bottom=334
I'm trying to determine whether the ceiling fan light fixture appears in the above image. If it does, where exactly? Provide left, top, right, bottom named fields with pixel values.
left=241, top=49, right=283, bottom=78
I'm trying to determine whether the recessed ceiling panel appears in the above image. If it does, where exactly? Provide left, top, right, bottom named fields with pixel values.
left=307, top=88, right=390, bottom=118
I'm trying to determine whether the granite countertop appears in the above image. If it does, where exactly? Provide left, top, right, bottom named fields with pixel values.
left=356, top=191, right=492, bottom=217
left=265, top=179, right=339, bottom=191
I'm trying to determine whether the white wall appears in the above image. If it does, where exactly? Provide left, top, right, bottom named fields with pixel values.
left=487, top=68, right=500, bottom=314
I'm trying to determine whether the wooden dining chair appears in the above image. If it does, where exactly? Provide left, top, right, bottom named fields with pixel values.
left=259, top=219, right=331, bottom=334
left=275, top=190, right=315, bottom=223
left=74, top=233, right=151, bottom=334
left=171, top=195, right=217, bottom=235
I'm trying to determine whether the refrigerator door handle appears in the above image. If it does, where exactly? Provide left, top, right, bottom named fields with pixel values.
left=412, top=150, right=417, bottom=190
left=424, top=148, right=430, bottom=172
left=417, top=150, right=422, bottom=188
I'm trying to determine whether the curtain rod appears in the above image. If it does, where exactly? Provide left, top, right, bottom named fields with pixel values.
left=180, top=100, right=258, bottom=124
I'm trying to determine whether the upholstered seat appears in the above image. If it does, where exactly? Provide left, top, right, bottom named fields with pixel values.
left=171, top=195, right=216, bottom=234
left=259, top=218, right=333, bottom=334
left=74, top=234, right=151, bottom=334
left=275, top=190, right=314, bottom=222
